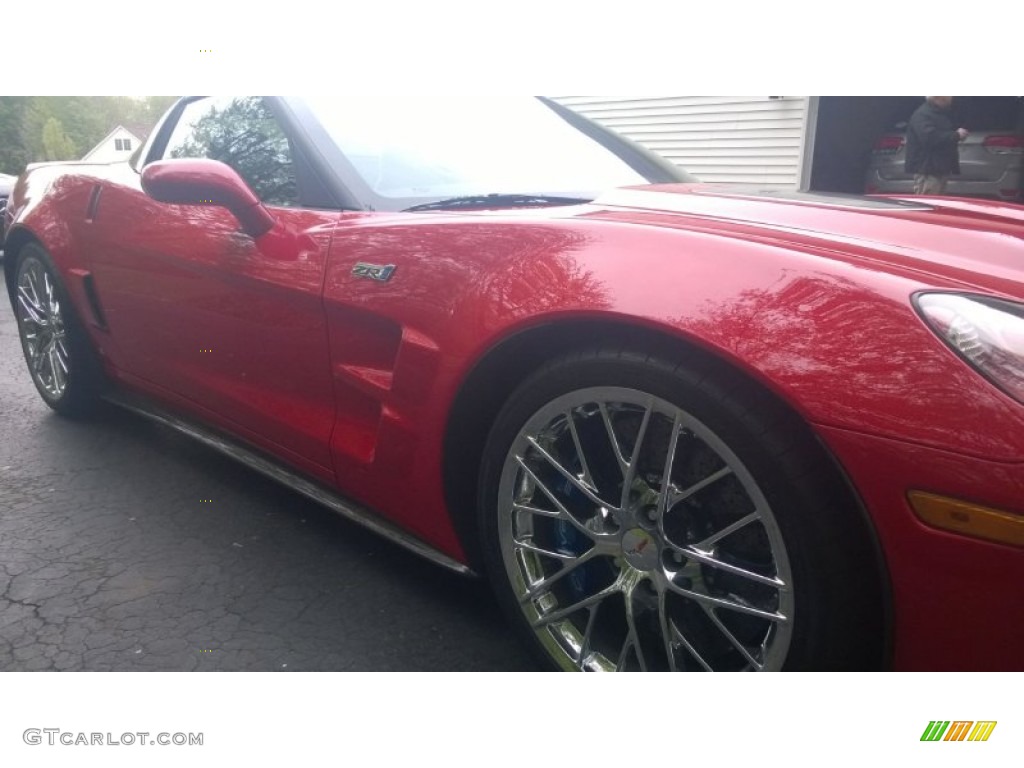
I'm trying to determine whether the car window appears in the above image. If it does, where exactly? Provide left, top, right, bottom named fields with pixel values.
left=163, top=97, right=299, bottom=207
left=301, top=95, right=688, bottom=205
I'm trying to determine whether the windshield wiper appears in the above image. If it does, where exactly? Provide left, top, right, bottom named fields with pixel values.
left=402, top=193, right=590, bottom=213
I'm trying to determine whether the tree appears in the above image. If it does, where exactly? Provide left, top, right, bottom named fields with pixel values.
left=41, top=117, right=77, bottom=161
left=0, top=97, right=31, bottom=173
left=26, top=98, right=104, bottom=161
left=139, top=96, right=179, bottom=123
left=0, top=96, right=180, bottom=169
left=170, top=97, right=297, bottom=205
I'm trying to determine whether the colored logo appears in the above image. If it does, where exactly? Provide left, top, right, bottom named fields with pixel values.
left=621, top=529, right=658, bottom=571
left=352, top=263, right=396, bottom=282
left=921, top=721, right=997, bottom=742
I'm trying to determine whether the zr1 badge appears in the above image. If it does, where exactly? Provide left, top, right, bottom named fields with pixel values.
left=352, top=263, right=397, bottom=282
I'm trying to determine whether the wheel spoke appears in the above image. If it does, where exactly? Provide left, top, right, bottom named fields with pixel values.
left=703, top=605, right=764, bottom=671
left=656, top=574, right=717, bottom=671
left=655, top=414, right=683, bottom=521
left=598, top=402, right=630, bottom=476
left=24, top=268, right=44, bottom=308
left=33, top=342, right=49, bottom=373
left=55, top=338, right=70, bottom=368
left=667, top=465, right=733, bottom=509
left=616, top=638, right=636, bottom=671
left=532, top=578, right=621, bottom=628
left=514, top=458, right=602, bottom=542
left=677, top=546, right=785, bottom=589
left=524, top=438, right=611, bottom=510
left=44, top=271, right=56, bottom=312
left=664, top=577, right=786, bottom=622
left=514, top=458, right=574, bottom=517
left=672, top=623, right=715, bottom=671
left=656, top=589, right=680, bottom=672
left=513, top=535, right=583, bottom=562
left=18, top=291, right=47, bottom=327
left=619, top=579, right=648, bottom=671
left=693, top=511, right=761, bottom=551
left=512, top=501, right=561, bottom=520
left=49, top=344, right=66, bottom=393
left=520, top=549, right=597, bottom=603
left=578, top=601, right=601, bottom=668
left=564, top=409, right=596, bottom=489
left=618, top=398, right=653, bottom=510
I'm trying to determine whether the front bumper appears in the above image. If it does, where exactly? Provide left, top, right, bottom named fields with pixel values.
left=818, top=424, right=1024, bottom=671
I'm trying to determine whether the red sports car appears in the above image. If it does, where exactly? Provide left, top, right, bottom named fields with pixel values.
left=4, top=96, right=1024, bottom=671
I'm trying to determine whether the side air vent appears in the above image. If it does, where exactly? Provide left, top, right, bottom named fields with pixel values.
left=85, top=185, right=103, bottom=222
left=82, top=273, right=107, bottom=329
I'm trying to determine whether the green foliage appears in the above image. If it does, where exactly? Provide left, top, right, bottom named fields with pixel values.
left=0, top=97, right=31, bottom=173
left=0, top=96, right=180, bottom=174
left=41, top=117, right=77, bottom=160
left=139, top=96, right=179, bottom=122
left=169, top=97, right=297, bottom=206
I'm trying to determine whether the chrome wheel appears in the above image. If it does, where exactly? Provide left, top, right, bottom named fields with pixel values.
left=495, top=386, right=794, bottom=671
left=16, top=255, right=70, bottom=400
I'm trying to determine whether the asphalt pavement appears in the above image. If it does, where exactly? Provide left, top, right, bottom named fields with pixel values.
left=0, top=263, right=536, bottom=671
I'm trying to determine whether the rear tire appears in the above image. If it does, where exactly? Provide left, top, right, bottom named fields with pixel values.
left=478, top=347, right=883, bottom=671
left=13, top=243, right=104, bottom=417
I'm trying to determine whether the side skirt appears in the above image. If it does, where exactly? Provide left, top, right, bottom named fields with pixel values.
left=104, top=391, right=476, bottom=577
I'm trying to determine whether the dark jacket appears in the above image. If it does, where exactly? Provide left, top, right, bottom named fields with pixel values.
left=905, top=101, right=961, bottom=176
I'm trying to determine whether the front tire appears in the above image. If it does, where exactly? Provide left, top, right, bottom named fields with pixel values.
left=13, top=243, right=103, bottom=417
left=478, top=347, right=883, bottom=671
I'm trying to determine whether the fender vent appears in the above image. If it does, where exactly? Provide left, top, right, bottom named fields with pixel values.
left=82, top=273, right=107, bottom=329
left=85, top=185, right=102, bottom=222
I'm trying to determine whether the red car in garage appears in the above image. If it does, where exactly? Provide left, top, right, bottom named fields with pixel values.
left=4, top=96, right=1024, bottom=671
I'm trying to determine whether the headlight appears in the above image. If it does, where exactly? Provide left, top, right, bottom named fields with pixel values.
left=915, top=293, right=1024, bottom=404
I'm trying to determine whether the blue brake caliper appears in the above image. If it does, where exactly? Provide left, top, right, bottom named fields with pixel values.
left=554, top=476, right=591, bottom=600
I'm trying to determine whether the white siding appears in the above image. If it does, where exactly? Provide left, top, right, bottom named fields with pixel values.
left=553, top=96, right=809, bottom=187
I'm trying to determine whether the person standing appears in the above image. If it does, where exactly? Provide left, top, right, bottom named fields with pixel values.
left=905, top=97, right=969, bottom=194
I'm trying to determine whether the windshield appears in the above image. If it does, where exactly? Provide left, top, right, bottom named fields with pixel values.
left=297, top=95, right=693, bottom=210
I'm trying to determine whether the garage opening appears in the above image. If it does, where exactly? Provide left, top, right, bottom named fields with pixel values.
left=808, top=96, right=1024, bottom=200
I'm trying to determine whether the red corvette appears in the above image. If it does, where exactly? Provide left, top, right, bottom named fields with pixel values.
left=4, top=96, right=1024, bottom=671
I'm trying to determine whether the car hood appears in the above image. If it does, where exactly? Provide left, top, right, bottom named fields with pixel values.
left=591, top=184, right=1024, bottom=299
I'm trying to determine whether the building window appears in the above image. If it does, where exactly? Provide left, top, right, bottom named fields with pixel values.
left=114, top=138, right=132, bottom=151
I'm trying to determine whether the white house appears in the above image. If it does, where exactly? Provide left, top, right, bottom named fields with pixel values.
left=81, top=125, right=144, bottom=163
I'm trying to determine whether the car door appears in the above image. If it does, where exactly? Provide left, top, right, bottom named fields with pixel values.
left=86, top=97, right=341, bottom=482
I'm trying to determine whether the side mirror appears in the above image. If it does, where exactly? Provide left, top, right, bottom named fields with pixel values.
left=141, top=158, right=277, bottom=238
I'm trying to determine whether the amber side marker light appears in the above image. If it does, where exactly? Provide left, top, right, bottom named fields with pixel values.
left=909, top=491, right=1024, bottom=547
